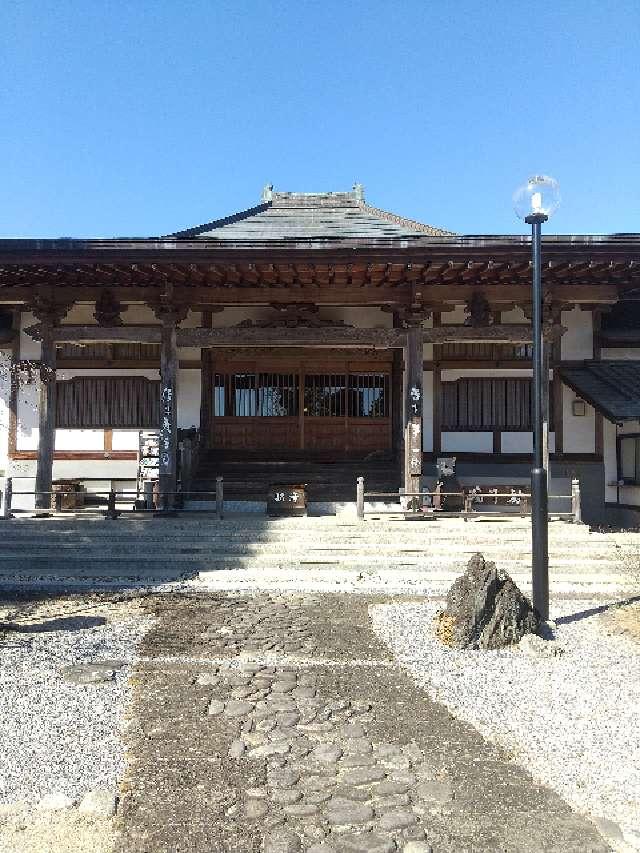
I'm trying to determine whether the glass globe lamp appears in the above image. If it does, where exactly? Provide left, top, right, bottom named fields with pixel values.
left=513, top=175, right=561, bottom=221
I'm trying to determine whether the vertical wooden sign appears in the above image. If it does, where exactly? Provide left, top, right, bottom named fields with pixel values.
left=404, top=325, right=423, bottom=509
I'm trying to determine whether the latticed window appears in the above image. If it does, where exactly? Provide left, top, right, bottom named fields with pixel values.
left=348, top=374, right=389, bottom=417
left=441, top=378, right=552, bottom=431
left=213, top=374, right=299, bottom=417
left=304, top=375, right=346, bottom=417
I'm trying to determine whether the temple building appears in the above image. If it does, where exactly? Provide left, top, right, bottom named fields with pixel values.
left=0, top=184, right=639, bottom=523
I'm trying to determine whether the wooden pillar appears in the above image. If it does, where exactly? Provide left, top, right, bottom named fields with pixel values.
left=159, top=319, right=178, bottom=510
left=403, top=324, right=423, bottom=509
left=34, top=327, right=56, bottom=510
left=391, top=313, right=404, bottom=464
left=199, top=311, right=213, bottom=450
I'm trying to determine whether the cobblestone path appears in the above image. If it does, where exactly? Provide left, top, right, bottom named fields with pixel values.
left=115, top=592, right=608, bottom=853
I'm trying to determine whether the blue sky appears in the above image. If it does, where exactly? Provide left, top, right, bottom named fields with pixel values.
left=1, top=0, right=638, bottom=238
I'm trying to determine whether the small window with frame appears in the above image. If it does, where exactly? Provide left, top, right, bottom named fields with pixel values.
left=619, top=435, right=640, bottom=485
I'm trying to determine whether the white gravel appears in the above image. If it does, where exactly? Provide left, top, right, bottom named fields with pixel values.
left=371, top=599, right=640, bottom=849
left=0, top=596, right=152, bottom=806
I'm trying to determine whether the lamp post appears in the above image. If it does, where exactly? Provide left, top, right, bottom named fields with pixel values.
left=513, top=175, right=561, bottom=621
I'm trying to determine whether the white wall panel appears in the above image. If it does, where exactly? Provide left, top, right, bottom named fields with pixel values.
left=562, top=384, right=595, bottom=452
left=55, top=430, right=104, bottom=450
left=112, top=430, right=140, bottom=450
left=19, top=312, right=41, bottom=360
left=500, top=432, right=556, bottom=453
left=178, top=369, right=201, bottom=428
left=441, top=432, right=493, bottom=453
left=561, top=308, right=593, bottom=360
left=601, top=348, right=640, bottom=360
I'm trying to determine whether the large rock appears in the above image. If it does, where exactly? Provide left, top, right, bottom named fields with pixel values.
left=436, top=553, right=540, bottom=649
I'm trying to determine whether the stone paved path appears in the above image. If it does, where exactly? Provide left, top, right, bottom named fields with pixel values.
left=115, top=592, right=608, bottom=853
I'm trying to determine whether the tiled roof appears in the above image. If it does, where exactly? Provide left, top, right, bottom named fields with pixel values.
left=165, top=185, right=454, bottom=240
left=559, top=361, right=640, bottom=421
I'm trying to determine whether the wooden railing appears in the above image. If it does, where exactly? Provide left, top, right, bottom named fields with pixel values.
left=356, top=476, right=582, bottom=522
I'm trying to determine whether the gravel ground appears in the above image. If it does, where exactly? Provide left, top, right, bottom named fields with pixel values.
left=371, top=599, right=640, bottom=851
left=0, top=593, right=152, bottom=806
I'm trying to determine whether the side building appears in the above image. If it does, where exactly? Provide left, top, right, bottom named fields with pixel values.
left=0, top=186, right=638, bottom=524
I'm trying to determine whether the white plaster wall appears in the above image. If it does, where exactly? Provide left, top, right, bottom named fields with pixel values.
left=422, top=371, right=433, bottom=452
left=62, top=303, right=96, bottom=324
left=501, top=432, right=533, bottom=453
left=441, top=305, right=466, bottom=324
left=16, top=380, right=39, bottom=450
left=562, top=384, right=595, bottom=452
left=500, top=306, right=528, bottom=324
left=500, top=432, right=556, bottom=454
left=441, top=368, right=534, bottom=381
left=441, top=432, right=493, bottom=453
left=124, top=304, right=158, bottom=323
left=423, top=314, right=433, bottom=361
left=55, top=430, right=103, bottom=450
left=561, top=308, right=593, bottom=360
left=112, top=430, right=140, bottom=451
left=601, top=348, right=640, bottom=360
left=178, top=369, right=201, bottom=429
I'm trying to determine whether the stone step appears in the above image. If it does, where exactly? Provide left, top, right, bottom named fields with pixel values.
left=0, top=554, right=623, bottom=573
left=0, top=541, right=628, bottom=560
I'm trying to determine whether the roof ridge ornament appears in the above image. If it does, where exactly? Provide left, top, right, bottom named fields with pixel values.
left=353, top=182, right=365, bottom=202
left=261, top=183, right=274, bottom=203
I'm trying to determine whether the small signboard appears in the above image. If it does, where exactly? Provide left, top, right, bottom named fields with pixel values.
left=267, top=483, right=308, bottom=516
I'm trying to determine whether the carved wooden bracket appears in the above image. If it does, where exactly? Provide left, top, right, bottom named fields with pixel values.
left=383, top=305, right=434, bottom=328
left=150, top=298, right=190, bottom=326
left=463, top=292, right=494, bottom=327
left=94, top=290, right=125, bottom=326
left=27, top=296, right=73, bottom=326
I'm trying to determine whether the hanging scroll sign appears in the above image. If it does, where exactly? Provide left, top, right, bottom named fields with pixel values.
left=408, top=386, right=422, bottom=476
left=160, top=385, right=173, bottom=471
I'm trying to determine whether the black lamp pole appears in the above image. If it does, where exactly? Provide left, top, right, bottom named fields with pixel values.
left=526, top=211, right=549, bottom=621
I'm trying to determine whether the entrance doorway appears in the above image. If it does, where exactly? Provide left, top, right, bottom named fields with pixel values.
left=205, top=350, right=392, bottom=454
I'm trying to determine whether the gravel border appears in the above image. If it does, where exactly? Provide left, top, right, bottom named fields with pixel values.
left=371, top=599, right=640, bottom=851
left=0, top=594, right=153, bottom=806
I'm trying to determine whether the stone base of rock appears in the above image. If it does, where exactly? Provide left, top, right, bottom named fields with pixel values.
left=435, top=553, right=540, bottom=650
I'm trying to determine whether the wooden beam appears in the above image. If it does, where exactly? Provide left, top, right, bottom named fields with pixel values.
left=30, top=323, right=563, bottom=348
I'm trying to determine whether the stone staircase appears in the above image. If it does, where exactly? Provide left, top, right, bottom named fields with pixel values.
left=0, top=515, right=637, bottom=595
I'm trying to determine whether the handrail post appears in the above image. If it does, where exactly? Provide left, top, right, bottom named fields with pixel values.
left=106, top=490, right=118, bottom=520
left=571, top=477, right=582, bottom=524
left=1, top=477, right=12, bottom=520
left=143, top=480, right=154, bottom=511
left=356, top=476, right=365, bottom=521
left=216, top=476, right=224, bottom=520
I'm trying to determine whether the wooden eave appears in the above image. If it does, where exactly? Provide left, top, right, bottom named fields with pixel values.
left=0, top=235, right=637, bottom=303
